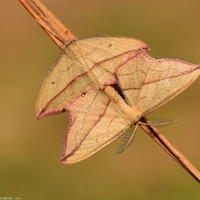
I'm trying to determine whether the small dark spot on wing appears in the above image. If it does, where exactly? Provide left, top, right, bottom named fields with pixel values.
left=81, top=92, right=86, bottom=97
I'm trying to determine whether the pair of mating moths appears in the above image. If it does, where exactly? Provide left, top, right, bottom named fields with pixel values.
left=36, top=36, right=200, bottom=164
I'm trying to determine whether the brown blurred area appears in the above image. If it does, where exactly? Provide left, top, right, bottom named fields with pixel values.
left=1, top=0, right=200, bottom=199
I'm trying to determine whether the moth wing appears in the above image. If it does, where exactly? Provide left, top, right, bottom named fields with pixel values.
left=36, top=53, right=94, bottom=119
left=61, top=87, right=130, bottom=164
left=117, top=50, right=200, bottom=116
left=71, top=37, right=149, bottom=85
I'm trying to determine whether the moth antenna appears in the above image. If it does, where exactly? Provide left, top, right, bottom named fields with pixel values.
left=147, top=118, right=179, bottom=126
left=116, top=122, right=140, bottom=154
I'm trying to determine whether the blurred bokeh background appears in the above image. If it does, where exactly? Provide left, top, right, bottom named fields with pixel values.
left=1, top=0, right=200, bottom=199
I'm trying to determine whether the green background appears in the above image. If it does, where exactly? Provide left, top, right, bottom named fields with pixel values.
left=1, top=0, right=200, bottom=199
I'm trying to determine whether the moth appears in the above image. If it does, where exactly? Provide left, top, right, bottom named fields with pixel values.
left=36, top=36, right=200, bottom=164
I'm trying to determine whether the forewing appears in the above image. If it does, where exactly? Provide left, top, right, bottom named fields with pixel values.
left=67, top=37, right=149, bottom=86
left=61, top=87, right=130, bottom=164
left=117, top=50, right=200, bottom=116
left=36, top=53, right=93, bottom=119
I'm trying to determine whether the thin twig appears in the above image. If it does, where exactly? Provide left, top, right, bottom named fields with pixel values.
left=19, top=0, right=76, bottom=48
left=19, top=0, right=200, bottom=183
left=141, top=117, right=200, bottom=183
